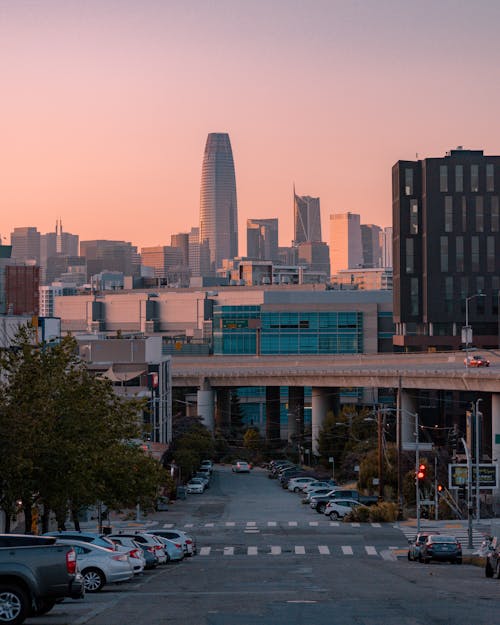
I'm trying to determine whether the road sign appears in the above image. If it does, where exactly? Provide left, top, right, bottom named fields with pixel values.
left=448, top=463, right=498, bottom=489
left=402, top=442, right=433, bottom=451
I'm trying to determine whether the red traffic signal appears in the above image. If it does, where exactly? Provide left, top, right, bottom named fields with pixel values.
left=437, top=484, right=443, bottom=492
left=417, top=463, right=426, bottom=480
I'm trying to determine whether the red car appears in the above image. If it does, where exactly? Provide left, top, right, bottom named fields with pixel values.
left=464, top=354, right=490, bottom=367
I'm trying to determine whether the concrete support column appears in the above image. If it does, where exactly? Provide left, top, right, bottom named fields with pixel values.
left=215, top=388, right=231, bottom=434
left=266, top=386, right=281, bottom=446
left=197, top=389, right=215, bottom=431
left=288, top=386, right=304, bottom=444
left=312, top=387, right=339, bottom=456
left=491, top=394, right=500, bottom=504
left=401, top=390, right=417, bottom=447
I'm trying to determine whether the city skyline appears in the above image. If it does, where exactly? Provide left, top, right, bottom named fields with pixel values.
left=2, top=1, right=500, bottom=250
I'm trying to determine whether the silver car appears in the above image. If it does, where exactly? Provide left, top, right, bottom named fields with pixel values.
left=109, top=536, right=147, bottom=573
left=56, top=539, right=134, bottom=592
left=109, top=532, right=168, bottom=564
left=150, top=529, right=197, bottom=556
left=155, top=535, right=184, bottom=562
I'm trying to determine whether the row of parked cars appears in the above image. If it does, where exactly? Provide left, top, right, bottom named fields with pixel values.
left=268, top=459, right=378, bottom=519
left=186, top=459, right=213, bottom=493
left=40, top=527, right=197, bottom=592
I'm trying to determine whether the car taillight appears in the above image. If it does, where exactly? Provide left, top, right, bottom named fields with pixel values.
left=457, top=542, right=461, bottom=549
left=129, top=549, right=140, bottom=559
left=154, top=545, right=163, bottom=551
left=112, top=554, right=128, bottom=562
left=66, top=548, right=77, bottom=575
left=174, top=543, right=182, bottom=549
left=186, top=539, right=192, bottom=544
left=147, top=547, right=155, bottom=553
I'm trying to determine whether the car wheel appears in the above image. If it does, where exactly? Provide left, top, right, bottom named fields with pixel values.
left=82, top=568, right=106, bottom=593
left=0, top=584, right=29, bottom=625
left=485, top=560, right=494, bottom=577
left=329, top=511, right=340, bottom=520
left=407, top=551, right=412, bottom=561
left=418, top=553, right=423, bottom=563
left=317, top=504, right=326, bottom=514
left=293, top=487, right=301, bottom=493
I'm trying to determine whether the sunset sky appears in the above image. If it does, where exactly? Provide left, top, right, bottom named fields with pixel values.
left=2, top=0, right=500, bottom=252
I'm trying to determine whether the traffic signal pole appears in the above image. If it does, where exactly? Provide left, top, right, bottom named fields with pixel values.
left=461, top=436, right=474, bottom=550
left=415, top=412, right=420, bottom=533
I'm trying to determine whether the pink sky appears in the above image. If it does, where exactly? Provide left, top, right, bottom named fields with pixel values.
left=1, top=0, right=500, bottom=253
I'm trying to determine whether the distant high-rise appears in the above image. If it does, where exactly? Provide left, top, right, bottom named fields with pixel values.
left=381, top=227, right=393, bottom=268
left=171, top=233, right=189, bottom=266
left=361, top=224, right=383, bottom=268
left=329, top=212, right=363, bottom=276
left=80, top=240, right=139, bottom=279
left=294, top=191, right=322, bottom=244
left=247, top=218, right=279, bottom=261
left=199, top=133, right=238, bottom=274
left=10, top=227, right=40, bottom=265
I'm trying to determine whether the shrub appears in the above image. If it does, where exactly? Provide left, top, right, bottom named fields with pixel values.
left=368, top=501, right=399, bottom=522
left=345, top=505, right=370, bottom=523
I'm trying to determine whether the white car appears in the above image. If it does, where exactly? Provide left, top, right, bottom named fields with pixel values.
left=187, top=479, right=205, bottom=493
left=109, top=536, right=146, bottom=574
left=232, top=460, right=250, bottom=473
left=200, top=460, right=213, bottom=473
left=302, top=481, right=337, bottom=494
left=304, top=487, right=339, bottom=503
left=56, top=539, right=134, bottom=592
left=324, top=498, right=367, bottom=520
left=150, top=529, right=197, bottom=556
left=155, top=535, right=185, bottom=561
left=287, top=477, right=318, bottom=493
left=109, top=532, right=168, bottom=564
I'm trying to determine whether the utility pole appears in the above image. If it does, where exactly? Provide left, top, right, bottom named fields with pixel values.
left=461, top=435, right=473, bottom=550
left=377, top=408, right=384, bottom=500
left=434, top=456, right=438, bottom=521
left=475, top=398, right=483, bottom=521
left=415, top=412, right=421, bottom=533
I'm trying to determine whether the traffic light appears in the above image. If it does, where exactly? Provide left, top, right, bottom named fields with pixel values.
left=417, top=463, right=426, bottom=480
left=437, top=484, right=444, bottom=493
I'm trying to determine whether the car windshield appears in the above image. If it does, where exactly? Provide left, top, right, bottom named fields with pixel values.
left=430, top=536, right=456, bottom=543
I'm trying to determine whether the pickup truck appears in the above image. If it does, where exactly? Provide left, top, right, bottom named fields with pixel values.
left=310, top=489, right=379, bottom=513
left=0, top=534, right=85, bottom=624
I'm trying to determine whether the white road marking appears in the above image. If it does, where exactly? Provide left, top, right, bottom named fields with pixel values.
left=365, top=546, right=378, bottom=556
left=270, top=545, right=281, bottom=555
left=288, top=521, right=298, bottom=527
left=246, top=521, right=256, bottom=526
left=162, top=523, right=174, bottom=528
left=318, top=545, right=330, bottom=555
left=204, top=523, right=214, bottom=527
left=295, top=546, right=306, bottom=554
left=329, top=522, right=340, bottom=527
left=248, top=546, right=258, bottom=555
left=225, top=522, right=235, bottom=527
left=351, top=523, right=360, bottom=527
left=199, top=547, right=211, bottom=556
left=371, top=523, right=381, bottom=528
left=342, top=546, right=353, bottom=555
left=184, top=523, right=194, bottom=528
left=309, top=521, right=319, bottom=527
left=268, top=521, right=277, bottom=527
left=223, top=546, right=234, bottom=556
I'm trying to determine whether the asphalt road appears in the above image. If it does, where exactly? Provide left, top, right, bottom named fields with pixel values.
left=26, top=466, right=499, bottom=625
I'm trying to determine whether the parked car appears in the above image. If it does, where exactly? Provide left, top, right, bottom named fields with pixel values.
left=108, top=536, right=147, bottom=573
left=302, top=480, right=337, bottom=494
left=154, top=536, right=184, bottom=562
left=324, top=498, right=368, bottom=520
left=187, top=479, right=205, bottom=494
left=310, top=489, right=343, bottom=513
left=304, top=487, right=339, bottom=503
left=287, top=477, right=318, bottom=492
left=407, top=532, right=438, bottom=562
left=418, top=534, right=462, bottom=564
left=109, top=533, right=167, bottom=565
left=232, top=460, right=250, bottom=473
left=150, top=529, right=197, bottom=556
left=485, top=538, right=500, bottom=577
left=200, top=460, right=213, bottom=473
left=44, top=530, right=116, bottom=551
left=55, top=539, right=134, bottom=592
left=195, top=471, right=211, bottom=486
left=464, top=354, right=490, bottom=367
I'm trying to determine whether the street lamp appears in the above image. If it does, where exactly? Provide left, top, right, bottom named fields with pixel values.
left=464, top=293, right=486, bottom=368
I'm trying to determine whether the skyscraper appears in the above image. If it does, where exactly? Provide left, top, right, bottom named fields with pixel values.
left=199, top=133, right=238, bottom=274
left=294, top=191, right=322, bottom=244
left=329, top=212, right=363, bottom=276
left=247, top=218, right=279, bottom=261
left=10, top=227, right=40, bottom=265
left=361, top=224, right=383, bottom=268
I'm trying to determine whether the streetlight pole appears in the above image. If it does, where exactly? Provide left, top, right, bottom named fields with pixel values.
left=461, top=435, right=474, bottom=550
left=415, top=412, right=421, bottom=533
left=464, top=293, right=486, bottom=368
left=475, top=398, right=482, bottom=521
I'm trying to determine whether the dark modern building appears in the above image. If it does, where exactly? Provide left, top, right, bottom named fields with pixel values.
left=361, top=224, right=382, bottom=268
left=297, top=241, right=330, bottom=277
left=293, top=191, right=322, bottom=244
left=199, top=133, right=238, bottom=274
left=246, top=218, right=279, bottom=261
left=393, top=147, right=500, bottom=351
left=80, top=240, right=140, bottom=280
left=5, top=264, right=40, bottom=315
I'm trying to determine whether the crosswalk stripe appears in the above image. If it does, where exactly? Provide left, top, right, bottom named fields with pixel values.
left=329, top=522, right=340, bottom=527
left=184, top=523, right=194, bottom=528
left=309, top=521, right=319, bottom=527
left=365, top=546, right=377, bottom=555
left=342, top=546, right=353, bottom=555
left=318, top=545, right=330, bottom=555
left=225, top=522, right=235, bottom=527
left=268, top=521, right=277, bottom=527
left=371, top=523, right=381, bottom=528
left=295, top=546, right=305, bottom=554
left=163, top=523, right=174, bottom=528
left=351, top=523, right=360, bottom=527
left=248, top=546, right=258, bottom=555
left=199, top=547, right=211, bottom=556
left=224, top=546, right=234, bottom=556
left=270, top=546, right=281, bottom=555
left=288, top=521, right=298, bottom=527
left=246, top=521, right=256, bottom=526
left=204, top=523, right=214, bottom=527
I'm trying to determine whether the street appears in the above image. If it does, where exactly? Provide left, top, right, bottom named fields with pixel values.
left=26, top=466, right=499, bottom=625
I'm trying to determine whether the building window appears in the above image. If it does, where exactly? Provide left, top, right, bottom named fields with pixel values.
left=493, top=276, right=500, bottom=314
left=405, top=238, right=414, bottom=274
left=440, top=236, right=448, bottom=272
left=440, top=165, right=448, bottom=192
left=455, top=165, right=464, bottom=192
left=471, top=164, right=479, bottom=192
left=471, top=236, right=479, bottom=272
left=410, top=278, right=419, bottom=316
left=444, top=196, right=453, bottom=232
left=405, top=168, right=413, bottom=196
left=487, top=163, right=494, bottom=192
left=409, top=199, right=418, bottom=234
left=492, top=196, right=499, bottom=232
left=475, top=196, right=484, bottom=232
left=487, top=237, right=495, bottom=272
left=461, top=197, right=467, bottom=232
left=456, top=236, right=464, bottom=272
left=445, top=277, right=453, bottom=314
left=460, top=277, right=468, bottom=313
